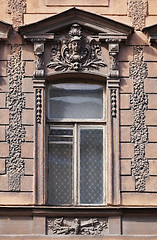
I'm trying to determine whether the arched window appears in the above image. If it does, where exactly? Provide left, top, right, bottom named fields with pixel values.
left=47, top=80, right=106, bottom=205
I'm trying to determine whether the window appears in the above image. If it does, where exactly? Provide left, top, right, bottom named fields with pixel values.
left=47, top=81, right=106, bottom=205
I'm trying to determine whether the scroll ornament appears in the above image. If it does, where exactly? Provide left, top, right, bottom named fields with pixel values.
left=47, top=24, right=106, bottom=71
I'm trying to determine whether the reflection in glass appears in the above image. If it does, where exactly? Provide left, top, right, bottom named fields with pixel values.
left=49, top=83, right=104, bottom=119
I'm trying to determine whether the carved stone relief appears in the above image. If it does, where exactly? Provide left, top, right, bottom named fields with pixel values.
left=111, top=89, right=117, bottom=118
left=47, top=24, right=106, bottom=72
left=8, top=0, right=26, bottom=30
left=106, top=39, right=120, bottom=79
left=36, top=89, right=42, bottom=124
left=47, top=217, right=108, bottom=235
left=127, top=0, right=148, bottom=31
left=6, top=45, right=26, bottom=191
left=33, top=41, right=45, bottom=78
left=130, top=46, right=149, bottom=191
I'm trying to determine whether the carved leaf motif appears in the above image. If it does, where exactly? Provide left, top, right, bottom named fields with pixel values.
left=47, top=24, right=106, bottom=72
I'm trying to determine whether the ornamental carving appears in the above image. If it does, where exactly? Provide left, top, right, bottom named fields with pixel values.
left=36, top=89, right=42, bottom=124
left=130, top=46, right=149, bottom=191
left=33, top=41, right=45, bottom=78
left=6, top=45, right=26, bottom=191
left=8, top=0, right=26, bottom=30
left=47, top=24, right=106, bottom=72
left=111, top=89, right=117, bottom=118
left=47, top=217, right=108, bottom=235
left=127, top=0, right=148, bottom=31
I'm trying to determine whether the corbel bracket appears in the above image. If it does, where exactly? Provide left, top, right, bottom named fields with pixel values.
left=106, top=39, right=121, bottom=79
left=32, top=39, right=45, bottom=79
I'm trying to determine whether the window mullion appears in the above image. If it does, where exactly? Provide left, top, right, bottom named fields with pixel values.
left=73, top=123, right=78, bottom=205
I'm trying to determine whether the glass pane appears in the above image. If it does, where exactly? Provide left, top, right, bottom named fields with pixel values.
left=79, top=127, right=104, bottom=204
left=48, top=127, right=73, bottom=205
left=48, top=83, right=104, bottom=119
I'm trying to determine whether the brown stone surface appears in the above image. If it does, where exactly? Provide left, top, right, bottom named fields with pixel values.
left=121, top=160, right=131, bottom=175
left=119, top=62, right=129, bottom=77
left=21, top=176, right=34, bottom=191
left=148, top=0, right=157, bottom=15
left=0, top=159, right=6, bottom=175
left=0, top=109, right=9, bottom=124
left=126, top=32, right=149, bottom=46
left=25, top=126, right=34, bottom=142
left=25, top=93, right=34, bottom=109
left=145, top=110, right=157, bottom=125
left=0, top=192, right=34, bottom=205
left=120, top=78, right=133, bottom=94
left=0, top=93, right=6, bottom=108
left=147, top=62, right=157, bottom=78
left=25, top=159, right=34, bottom=175
left=148, top=94, right=157, bottom=109
left=121, top=176, right=135, bottom=191
left=21, top=142, right=34, bottom=159
left=148, top=127, right=157, bottom=142
left=120, top=127, right=130, bottom=142
left=0, top=143, right=9, bottom=158
left=22, top=109, right=34, bottom=125
left=22, top=78, right=34, bottom=93
left=0, top=77, right=9, bottom=92
left=25, top=61, right=35, bottom=77
left=144, top=46, right=157, bottom=61
left=145, top=79, right=157, bottom=93
left=149, top=160, right=157, bottom=175
left=122, top=192, right=157, bottom=205
left=120, top=94, right=130, bottom=110
left=120, top=143, right=134, bottom=159
left=0, top=126, right=5, bottom=141
left=146, top=143, right=157, bottom=158
left=123, top=216, right=157, bottom=235
left=120, top=110, right=133, bottom=126
left=146, top=176, right=157, bottom=191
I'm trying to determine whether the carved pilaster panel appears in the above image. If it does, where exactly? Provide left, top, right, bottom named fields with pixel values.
left=47, top=217, right=108, bottom=235
left=8, top=0, right=26, bottom=30
left=111, top=89, right=117, bottom=118
left=36, top=89, right=42, bottom=124
left=127, top=0, right=148, bottom=31
left=130, top=46, right=149, bottom=191
left=47, top=24, right=107, bottom=72
left=106, top=39, right=121, bottom=79
left=33, top=41, right=45, bottom=79
left=6, top=45, right=26, bottom=191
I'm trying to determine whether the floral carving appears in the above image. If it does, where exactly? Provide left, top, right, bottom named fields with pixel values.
left=130, top=46, right=149, bottom=191
left=47, top=24, right=106, bottom=72
left=6, top=45, right=26, bottom=191
left=8, top=0, right=26, bottom=31
left=127, top=0, right=148, bottom=31
left=47, top=217, right=108, bottom=235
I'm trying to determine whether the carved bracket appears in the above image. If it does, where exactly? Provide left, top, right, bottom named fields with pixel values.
left=33, top=40, right=45, bottom=79
left=106, top=39, right=121, bottom=79
left=47, top=24, right=107, bottom=72
left=47, top=217, right=108, bottom=235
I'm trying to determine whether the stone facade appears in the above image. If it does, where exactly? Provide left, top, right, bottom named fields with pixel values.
left=0, top=0, right=157, bottom=239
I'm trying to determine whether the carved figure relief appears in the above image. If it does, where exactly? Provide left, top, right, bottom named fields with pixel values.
left=130, top=46, right=149, bottom=191
left=47, top=217, right=108, bottom=235
left=33, top=41, right=45, bottom=78
left=6, top=46, right=26, bottom=191
left=127, top=0, right=148, bottom=31
left=47, top=24, right=106, bottom=72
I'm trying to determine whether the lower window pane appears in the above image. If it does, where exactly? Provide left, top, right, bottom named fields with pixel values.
left=48, top=128, right=73, bottom=205
left=79, top=127, right=104, bottom=204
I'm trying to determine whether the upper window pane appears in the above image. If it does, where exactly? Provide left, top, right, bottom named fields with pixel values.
left=48, top=83, right=104, bottom=119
